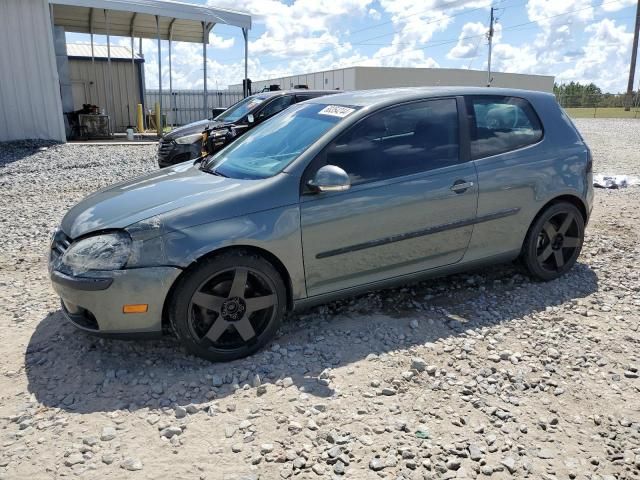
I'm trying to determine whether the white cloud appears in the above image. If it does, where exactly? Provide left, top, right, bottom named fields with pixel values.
left=447, top=21, right=486, bottom=59
left=368, top=8, right=381, bottom=20
left=601, top=0, right=637, bottom=12
left=208, top=0, right=373, bottom=58
left=556, top=18, right=633, bottom=91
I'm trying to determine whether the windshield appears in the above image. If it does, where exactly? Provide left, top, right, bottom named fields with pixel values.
left=215, top=95, right=268, bottom=123
left=202, top=103, right=358, bottom=179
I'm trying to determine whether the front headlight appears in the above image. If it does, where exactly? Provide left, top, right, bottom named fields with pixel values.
left=61, top=232, right=132, bottom=275
left=175, top=133, right=203, bottom=145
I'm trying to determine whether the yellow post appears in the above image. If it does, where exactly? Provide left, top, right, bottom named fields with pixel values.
left=137, top=104, right=144, bottom=133
left=155, top=102, right=162, bottom=137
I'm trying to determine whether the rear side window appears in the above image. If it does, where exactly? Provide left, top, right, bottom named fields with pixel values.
left=258, top=96, right=294, bottom=120
left=466, top=96, right=543, bottom=159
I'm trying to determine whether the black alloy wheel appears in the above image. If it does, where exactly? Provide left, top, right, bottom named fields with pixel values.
left=522, top=202, right=585, bottom=281
left=169, top=252, right=286, bottom=362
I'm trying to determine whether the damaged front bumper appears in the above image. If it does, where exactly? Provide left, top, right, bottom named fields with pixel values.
left=51, top=267, right=182, bottom=336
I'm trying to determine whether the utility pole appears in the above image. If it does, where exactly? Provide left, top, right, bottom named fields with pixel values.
left=625, top=0, right=640, bottom=110
left=487, top=7, right=495, bottom=87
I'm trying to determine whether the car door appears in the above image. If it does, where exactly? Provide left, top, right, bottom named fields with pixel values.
left=299, top=97, right=479, bottom=297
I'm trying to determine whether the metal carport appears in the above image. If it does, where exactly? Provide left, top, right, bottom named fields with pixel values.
left=50, top=0, right=252, bottom=134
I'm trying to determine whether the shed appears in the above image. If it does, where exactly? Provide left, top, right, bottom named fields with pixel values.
left=65, top=44, right=145, bottom=131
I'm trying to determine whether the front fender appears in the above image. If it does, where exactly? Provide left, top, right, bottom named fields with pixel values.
left=161, top=205, right=306, bottom=300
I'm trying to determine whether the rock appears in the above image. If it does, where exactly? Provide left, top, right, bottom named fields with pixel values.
left=256, top=384, right=268, bottom=396
left=120, top=457, right=143, bottom=471
left=501, top=456, right=517, bottom=474
left=447, top=458, right=461, bottom=470
left=151, top=383, right=164, bottom=394
left=100, top=426, right=117, bottom=441
left=260, top=443, right=274, bottom=454
left=64, top=453, right=85, bottom=467
left=312, top=463, right=325, bottom=475
left=101, top=453, right=115, bottom=465
left=469, top=444, right=482, bottom=461
left=160, top=426, right=183, bottom=439
left=211, top=375, right=224, bottom=387
left=175, top=406, right=187, bottom=418
left=282, top=377, right=294, bottom=388
left=381, top=387, right=397, bottom=396
left=410, top=357, right=427, bottom=372
left=83, top=436, right=98, bottom=447
left=369, top=457, right=386, bottom=471
left=538, top=448, right=554, bottom=459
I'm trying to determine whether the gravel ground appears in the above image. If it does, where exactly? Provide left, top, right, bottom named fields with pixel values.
left=0, top=118, right=639, bottom=480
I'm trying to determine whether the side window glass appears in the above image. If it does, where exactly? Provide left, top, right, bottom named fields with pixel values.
left=258, top=96, right=294, bottom=119
left=323, top=98, right=459, bottom=185
left=467, top=96, right=543, bottom=159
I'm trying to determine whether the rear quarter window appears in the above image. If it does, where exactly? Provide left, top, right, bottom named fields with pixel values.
left=466, top=96, right=543, bottom=159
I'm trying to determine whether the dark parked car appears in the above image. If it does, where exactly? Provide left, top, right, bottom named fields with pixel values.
left=157, top=90, right=335, bottom=168
left=50, top=87, right=593, bottom=362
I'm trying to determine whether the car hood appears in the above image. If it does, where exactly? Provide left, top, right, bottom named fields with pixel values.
left=164, top=119, right=233, bottom=140
left=60, top=163, right=282, bottom=239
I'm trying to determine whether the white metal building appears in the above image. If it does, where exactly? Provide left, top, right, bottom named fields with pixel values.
left=231, top=66, right=555, bottom=94
left=0, top=0, right=251, bottom=142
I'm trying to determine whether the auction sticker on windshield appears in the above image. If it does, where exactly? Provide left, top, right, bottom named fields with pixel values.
left=318, top=105, right=356, bottom=118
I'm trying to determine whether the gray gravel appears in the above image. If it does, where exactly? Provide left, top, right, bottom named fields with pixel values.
left=0, top=119, right=639, bottom=479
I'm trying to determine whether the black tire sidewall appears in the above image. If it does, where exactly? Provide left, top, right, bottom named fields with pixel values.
left=523, top=203, right=585, bottom=281
left=168, top=252, right=286, bottom=362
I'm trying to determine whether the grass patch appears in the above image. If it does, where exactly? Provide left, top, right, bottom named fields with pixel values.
left=564, top=107, right=640, bottom=119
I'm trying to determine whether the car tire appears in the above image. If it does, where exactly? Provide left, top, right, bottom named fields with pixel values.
left=521, top=202, right=585, bottom=281
left=168, top=251, right=287, bottom=362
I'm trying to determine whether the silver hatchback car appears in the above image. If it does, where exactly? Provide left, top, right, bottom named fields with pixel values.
left=50, top=87, right=594, bottom=362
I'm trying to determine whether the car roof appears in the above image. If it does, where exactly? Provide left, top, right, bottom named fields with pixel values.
left=305, top=87, right=554, bottom=108
left=251, top=89, right=337, bottom=99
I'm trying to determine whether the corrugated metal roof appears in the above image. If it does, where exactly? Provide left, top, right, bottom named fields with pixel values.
left=66, top=43, right=143, bottom=60
left=50, top=0, right=251, bottom=43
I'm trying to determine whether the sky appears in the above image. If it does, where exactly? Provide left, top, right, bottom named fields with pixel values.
left=65, top=0, right=640, bottom=93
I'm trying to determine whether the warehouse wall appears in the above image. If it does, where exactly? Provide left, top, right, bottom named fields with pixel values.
left=241, top=68, right=356, bottom=93
left=0, top=0, right=66, bottom=142
left=353, top=67, right=555, bottom=92
left=68, top=59, right=143, bottom=132
left=233, top=67, right=554, bottom=94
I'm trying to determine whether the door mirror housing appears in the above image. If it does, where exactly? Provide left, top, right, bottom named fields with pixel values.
left=247, top=113, right=254, bottom=124
left=307, top=165, right=351, bottom=193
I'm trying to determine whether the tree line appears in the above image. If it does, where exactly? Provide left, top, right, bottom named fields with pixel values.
left=554, top=82, right=638, bottom=108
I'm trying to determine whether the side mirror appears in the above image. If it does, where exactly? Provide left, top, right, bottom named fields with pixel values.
left=247, top=114, right=254, bottom=124
left=307, top=165, right=351, bottom=193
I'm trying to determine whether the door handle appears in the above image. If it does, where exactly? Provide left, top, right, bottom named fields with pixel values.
left=450, top=180, right=474, bottom=193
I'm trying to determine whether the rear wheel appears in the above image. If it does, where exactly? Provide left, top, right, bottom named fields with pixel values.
left=522, top=202, right=584, bottom=281
left=168, top=252, right=286, bottom=362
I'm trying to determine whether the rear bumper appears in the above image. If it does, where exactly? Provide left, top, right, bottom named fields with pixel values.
left=51, top=267, right=182, bottom=335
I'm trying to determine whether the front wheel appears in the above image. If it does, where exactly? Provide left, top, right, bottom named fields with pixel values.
left=168, top=252, right=287, bottom=362
left=521, top=202, right=585, bottom=281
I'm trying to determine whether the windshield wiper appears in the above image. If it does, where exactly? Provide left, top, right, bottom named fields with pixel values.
left=200, top=163, right=228, bottom=177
